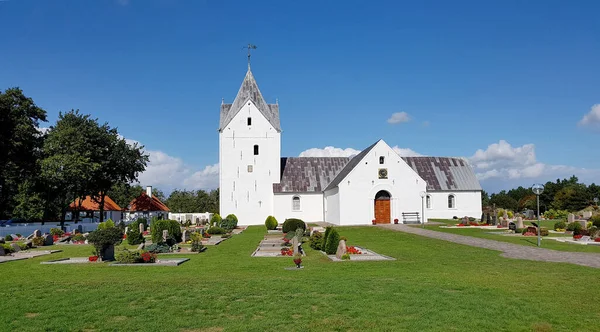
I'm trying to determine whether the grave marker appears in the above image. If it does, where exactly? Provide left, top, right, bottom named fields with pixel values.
left=335, top=240, right=347, bottom=259
left=516, top=216, right=524, bottom=229
left=568, top=213, right=575, bottom=223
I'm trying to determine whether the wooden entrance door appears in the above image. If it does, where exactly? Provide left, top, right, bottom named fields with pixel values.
left=374, top=199, right=391, bottom=224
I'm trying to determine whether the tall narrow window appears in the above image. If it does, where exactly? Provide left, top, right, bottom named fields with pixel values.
left=292, top=196, right=301, bottom=211
left=379, top=156, right=385, bottom=164
left=247, top=117, right=252, bottom=126
left=426, top=195, right=431, bottom=209
left=254, top=145, right=259, bottom=155
left=448, top=194, right=455, bottom=209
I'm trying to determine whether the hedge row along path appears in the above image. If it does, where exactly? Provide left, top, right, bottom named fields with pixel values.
left=379, top=224, right=600, bottom=269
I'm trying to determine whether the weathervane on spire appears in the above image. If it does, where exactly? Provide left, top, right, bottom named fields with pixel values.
left=244, top=44, right=257, bottom=69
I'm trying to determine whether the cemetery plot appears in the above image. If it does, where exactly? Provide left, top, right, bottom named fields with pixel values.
left=0, top=249, right=62, bottom=264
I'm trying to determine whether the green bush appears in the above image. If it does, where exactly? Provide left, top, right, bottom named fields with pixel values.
left=151, top=220, right=182, bottom=244
left=131, top=218, right=148, bottom=232
left=210, top=213, right=222, bottom=227
left=220, top=214, right=238, bottom=231
left=116, top=249, right=140, bottom=263
left=87, top=227, right=123, bottom=257
left=191, top=241, right=204, bottom=252
left=32, top=236, right=45, bottom=246
left=566, top=222, right=582, bottom=232
left=17, top=242, right=28, bottom=250
left=587, top=226, right=599, bottom=238
left=145, top=243, right=170, bottom=253
left=50, top=228, right=64, bottom=236
left=309, top=231, right=323, bottom=251
left=322, top=227, right=332, bottom=251
left=282, top=218, right=306, bottom=233
left=126, top=227, right=144, bottom=245
left=2, top=243, right=14, bottom=254
left=16, top=233, right=22, bottom=237
left=4, top=235, right=13, bottom=242
left=97, top=219, right=115, bottom=230
left=265, top=216, right=278, bottom=230
left=591, top=215, right=600, bottom=228
left=341, top=253, right=350, bottom=260
left=207, top=226, right=226, bottom=235
left=72, top=234, right=85, bottom=242
left=540, top=228, right=549, bottom=236
left=507, top=211, right=514, bottom=219
left=324, top=228, right=340, bottom=255
left=554, top=221, right=567, bottom=231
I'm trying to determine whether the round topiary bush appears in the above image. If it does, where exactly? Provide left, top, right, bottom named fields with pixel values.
left=324, top=228, right=340, bottom=255
left=210, top=213, right=222, bottom=227
left=566, top=222, right=582, bottom=232
left=126, top=227, right=144, bottom=245
left=282, top=218, right=306, bottom=233
left=554, top=221, right=567, bottom=231
left=265, top=216, right=278, bottom=230
left=207, top=226, right=226, bottom=235
left=309, top=231, right=323, bottom=250
left=220, top=214, right=238, bottom=231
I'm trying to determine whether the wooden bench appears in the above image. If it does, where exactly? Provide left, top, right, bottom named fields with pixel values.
left=402, top=212, right=421, bottom=224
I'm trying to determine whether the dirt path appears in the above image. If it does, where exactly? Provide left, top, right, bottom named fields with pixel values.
left=378, top=224, right=600, bottom=269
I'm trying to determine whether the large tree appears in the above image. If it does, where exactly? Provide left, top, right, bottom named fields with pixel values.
left=0, top=88, right=47, bottom=219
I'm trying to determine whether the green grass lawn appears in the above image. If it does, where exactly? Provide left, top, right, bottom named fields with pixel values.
left=423, top=219, right=600, bottom=253
left=1, top=226, right=600, bottom=331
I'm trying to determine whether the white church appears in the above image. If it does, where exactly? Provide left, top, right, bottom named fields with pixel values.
left=219, top=66, right=482, bottom=226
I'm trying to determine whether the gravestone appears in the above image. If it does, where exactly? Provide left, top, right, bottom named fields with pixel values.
left=508, top=222, right=516, bottom=232
left=182, top=230, right=189, bottom=243
left=579, top=220, right=587, bottom=229
left=34, top=229, right=42, bottom=237
left=124, top=227, right=129, bottom=235
left=25, top=239, right=33, bottom=248
left=139, top=222, right=144, bottom=233
left=0, top=245, right=4, bottom=256
left=44, top=234, right=53, bottom=246
left=516, top=216, right=524, bottom=229
left=492, top=215, right=497, bottom=226
left=462, top=216, right=469, bottom=224
left=568, top=213, right=575, bottom=223
left=10, top=243, right=21, bottom=252
left=76, top=225, right=83, bottom=233
left=137, top=243, right=145, bottom=250
left=335, top=239, right=347, bottom=259
left=292, top=237, right=298, bottom=255
left=162, top=230, right=168, bottom=242
left=503, top=211, right=508, bottom=220
left=0, top=238, right=4, bottom=244
left=101, top=245, right=115, bottom=261
left=486, top=213, right=492, bottom=224
left=583, top=211, right=592, bottom=219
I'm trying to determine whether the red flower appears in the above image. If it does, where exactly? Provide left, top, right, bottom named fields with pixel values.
left=347, top=246, right=362, bottom=254
left=88, top=256, right=98, bottom=262
left=141, top=252, right=156, bottom=263
left=573, top=235, right=583, bottom=240
left=280, top=248, right=293, bottom=256
left=595, top=238, right=600, bottom=243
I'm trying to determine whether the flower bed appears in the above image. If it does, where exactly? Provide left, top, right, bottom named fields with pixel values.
left=595, top=238, right=600, bottom=243
left=347, top=246, right=362, bottom=254
left=280, top=248, right=293, bottom=256
left=573, top=234, right=583, bottom=240
left=523, top=232, right=536, bottom=236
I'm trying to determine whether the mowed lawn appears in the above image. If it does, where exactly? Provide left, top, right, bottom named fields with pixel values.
left=1, top=226, right=600, bottom=332
left=423, top=219, right=600, bottom=253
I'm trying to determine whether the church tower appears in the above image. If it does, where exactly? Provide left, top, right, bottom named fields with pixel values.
left=219, top=67, right=281, bottom=225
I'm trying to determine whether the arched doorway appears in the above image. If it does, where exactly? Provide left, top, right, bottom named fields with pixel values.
left=374, top=190, right=391, bottom=224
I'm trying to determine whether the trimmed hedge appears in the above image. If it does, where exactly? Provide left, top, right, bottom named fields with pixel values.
left=282, top=218, right=306, bottom=233
left=309, top=231, right=323, bottom=251
left=554, top=221, right=567, bottom=231
left=151, top=220, right=182, bottom=244
left=324, top=227, right=340, bottom=255
left=220, top=214, right=238, bottom=231
left=265, top=216, right=278, bottom=230
left=207, top=226, right=226, bottom=235
left=126, top=227, right=144, bottom=245
left=566, top=222, right=582, bottom=232
left=210, top=213, right=222, bottom=227
left=322, top=227, right=332, bottom=251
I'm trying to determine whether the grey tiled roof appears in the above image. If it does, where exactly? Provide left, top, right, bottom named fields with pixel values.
left=219, top=69, right=281, bottom=132
left=323, top=140, right=380, bottom=191
left=273, top=157, right=350, bottom=193
left=402, top=157, right=482, bottom=191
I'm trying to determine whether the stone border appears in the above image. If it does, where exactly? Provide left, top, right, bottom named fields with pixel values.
left=440, top=225, right=508, bottom=230
left=545, top=237, right=600, bottom=246
left=41, top=257, right=100, bottom=264
left=110, top=258, right=190, bottom=266
left=319, top=247, right=396, bottom=262
left=0, top=249, right=62, bottom=264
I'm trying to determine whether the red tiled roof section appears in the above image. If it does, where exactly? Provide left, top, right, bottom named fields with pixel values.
left=128, top=192, right=170, bottom=212
left=69, top=195, right=122, bottom=211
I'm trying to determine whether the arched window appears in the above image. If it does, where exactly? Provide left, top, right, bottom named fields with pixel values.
left=379, top=156, right=385, bottom=164
left=426, top=195, right=431, bottom=209
left=253, top=145, right=259, bottom=155
left=448, top=194, right=455, bottom=209
left=292, top=196, right=301, bottom=211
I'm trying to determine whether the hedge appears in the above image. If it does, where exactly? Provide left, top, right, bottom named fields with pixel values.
left=282, top=218, right=306, bottom=233
left=265, top=216, right=278, bottom=230
left=324, top=227, right=340, bottom=255
left=151, top=220, right=182, bottom=244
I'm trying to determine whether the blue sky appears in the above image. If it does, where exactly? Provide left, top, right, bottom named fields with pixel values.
left=1, top=0, right=599, bottom=193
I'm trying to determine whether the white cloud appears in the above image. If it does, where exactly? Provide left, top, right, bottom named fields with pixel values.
left=391, top=146, right=422, bottom=157
left=183, top=164, right=220, bottom=190
left=578, top=104, right=600, bottom=127
left=387, top=112, right=410, bottom=124
left=299, top=146, right=361, bottom=158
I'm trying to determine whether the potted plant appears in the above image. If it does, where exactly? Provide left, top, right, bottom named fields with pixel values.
left=394, top=218, right=399, bottom=224
left=88, top=255, right=99, bottom=262
left=372, top=219, right=377, bottom=225
left=293, top=252, right=302, bottom=268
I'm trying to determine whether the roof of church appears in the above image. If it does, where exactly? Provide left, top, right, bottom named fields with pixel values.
left=220, top=69, right=281, bottom=132
left=402, top=157, right=482, bottom=191
left=322, top=141, right=380, bottom=191
left=273, top=157, right=350, bottom=193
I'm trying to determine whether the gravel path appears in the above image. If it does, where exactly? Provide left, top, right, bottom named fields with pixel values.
left=379, top=224, right=600, bottom=269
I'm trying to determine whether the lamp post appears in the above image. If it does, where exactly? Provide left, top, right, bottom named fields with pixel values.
left=420, top=192, right=426, bottom=229
left=532, top=184, right=544, bottom=247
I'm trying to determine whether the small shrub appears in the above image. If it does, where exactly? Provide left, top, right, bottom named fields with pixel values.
left=452, top=216, right=458, bottom=219
left=2, top=243, right=14, bottom=254
left=32, top=236, right=45, bottom=246
left=97, top=219, right=115, bottom=230
left=207, top=226, right=226, bottom=235
left=15, top=233, right=22, bottom=237
left=341, top=253, right=350, bottom=260
left=566, top=222, right=582, bottom=232
left=4, top=235, right=13, bottom=242
left=210, top=213, right=222, bottom=227
left=17, top=242, right=28, bottom=250
left=322, top=227, right=332, bottom=251
left=132, top=218, right=148, bottom=232
left=151, top=220, right=182, bottom=244
left=220, top=215, right=238, bottom=231
left=554, top=221, right=567, bottom=231
left=339, top=236, right=348, bottom=242
left=515, top=228, right=526, bottom=234
left=126, top=227, right=144, bottom=245
left=507, top=211, right=514, bottom=219
left=116, top=249, right=140, bottom=263
left=282, top=218, right=306, bottom=233
left=591, top=215, right=600, bottom=228
left=50, top=228, right=64, bottom=236
left=72, top=234, right=85, bottom=242
left=309, top=231, right=323, bottom=251
left=587, top=226, right=598, bottom=238
left=265, top=216, right=278, bottom=230
left=324, top=228, right=340, bottom=255
left=87, top=227, right=124, bottom=257
left=540, top=228, right=549, bottom=236
left=145, top=243, right=170, bottom=253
